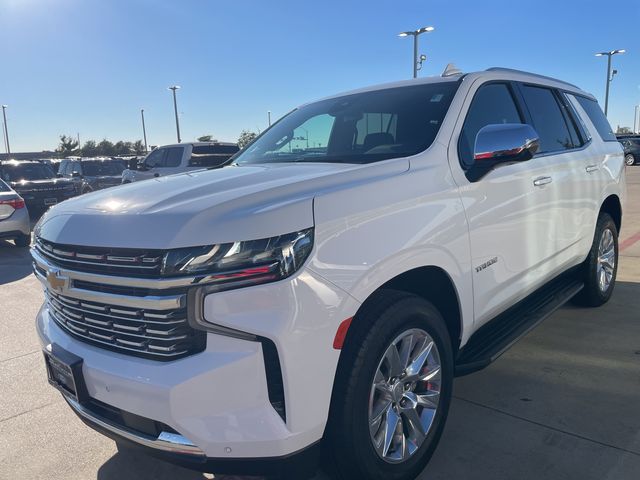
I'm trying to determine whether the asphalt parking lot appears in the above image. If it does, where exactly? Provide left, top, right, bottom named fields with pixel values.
left=1, top=168, right=639, bottom=480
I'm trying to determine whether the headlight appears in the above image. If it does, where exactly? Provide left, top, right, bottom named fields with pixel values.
left=162, top=228, right=313, bottom=289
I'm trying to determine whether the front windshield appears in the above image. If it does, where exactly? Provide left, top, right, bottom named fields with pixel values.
left=234, top=82, right=459, bottom=165
left=82, top=161, right=125, bottom=176
left=1, top=163, right=55, bottom=182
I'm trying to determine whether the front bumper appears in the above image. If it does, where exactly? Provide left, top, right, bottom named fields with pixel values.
left=35, top=267, right=359, bottom=471
left=64, top=392, right=319, bottom=478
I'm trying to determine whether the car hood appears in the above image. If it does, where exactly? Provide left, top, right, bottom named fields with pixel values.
left=35, top=162, right=404, bottom=249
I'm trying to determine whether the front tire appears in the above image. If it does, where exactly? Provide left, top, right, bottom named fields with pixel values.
left=324, top=290, right=453, bottom=480
left=573, top=212, right=618, bottom=307
left=625, top=154, right=636, bottom=166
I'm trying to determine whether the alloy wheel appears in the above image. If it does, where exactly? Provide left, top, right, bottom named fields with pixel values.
left=597, top=228, right=616, bottom=292
left=625, top=154, right=635, bottom=166
left=368, top=328, right=441, bottom=463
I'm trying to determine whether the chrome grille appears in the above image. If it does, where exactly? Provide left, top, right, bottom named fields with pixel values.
left=32, top=242, right=206, bottom=361
left=35, top=238, right=164, bottom=278
left=46, top=289, right=204, bottom=360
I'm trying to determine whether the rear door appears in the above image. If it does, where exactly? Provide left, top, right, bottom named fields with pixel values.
left=449, top=80, right=559, bottom=326
left=516, top=84, right=593, bottom=268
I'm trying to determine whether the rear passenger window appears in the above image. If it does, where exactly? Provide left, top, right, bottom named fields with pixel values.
left=520, top=85, right=574, bottom=153
left=571, top=95, right=617, bottom=142
left=459, top=83, right=523, bottom=167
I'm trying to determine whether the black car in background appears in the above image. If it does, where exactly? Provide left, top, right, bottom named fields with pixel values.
left=57, top=157, right=126, bottom=194
left=0, top=160, right=77, bottom=213
left=618, top=136, right=640, bottom=165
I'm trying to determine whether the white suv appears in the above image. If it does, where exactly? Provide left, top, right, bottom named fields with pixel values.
left=121, top=141, right=239, bottom=183
left=32, top=68, right=624, bottom=480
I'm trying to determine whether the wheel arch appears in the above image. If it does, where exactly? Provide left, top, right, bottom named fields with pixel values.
left=600, top=194, right=622, bottom=233
left=343, top=265, right=463, bottom=357
left=324, top=265, right=463, bottom=446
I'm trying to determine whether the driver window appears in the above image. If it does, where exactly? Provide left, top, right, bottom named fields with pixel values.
left=459, top=83, right=523, bottom=168
left=165, top=147, right=183, bottom=167
left=144, top=149, right=166, bottom=168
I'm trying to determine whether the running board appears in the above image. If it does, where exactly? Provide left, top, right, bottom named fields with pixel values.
left=455, top=272, right=584, bottom=376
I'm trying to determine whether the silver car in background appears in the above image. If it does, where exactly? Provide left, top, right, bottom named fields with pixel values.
left=0, top=179, right=31, bottom=247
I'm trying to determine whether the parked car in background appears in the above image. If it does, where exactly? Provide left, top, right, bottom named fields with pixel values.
left=121, top=142, right=239, bottom=183
left=0, top=178, right=30, bottom=246
left=0, top=160, right=76, bottom=213
left=618, top=136, right=640, bottom=165
left=58, top=157, right=127, bottom=194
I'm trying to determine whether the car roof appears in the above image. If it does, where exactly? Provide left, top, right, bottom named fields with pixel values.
left=301, top=66, right=594, bottom=107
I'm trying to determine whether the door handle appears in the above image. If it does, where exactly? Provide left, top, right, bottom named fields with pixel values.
left=154, top=173, right=160, bottom=177
left=533, top=176, right=552, bottom=187
left=586, top=165, right=599, bottom=173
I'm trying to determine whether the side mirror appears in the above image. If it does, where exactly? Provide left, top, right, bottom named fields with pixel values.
left=71, top=171, right=81, bottom=178
left=467, top=123, right=540, bottom=182
left=56, top=173, right=62, bottom=178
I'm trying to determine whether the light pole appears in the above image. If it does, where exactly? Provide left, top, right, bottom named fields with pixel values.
left=635, top=105, right=640, bottom=134
left=268, top=110, right=272, bottom=127
left=398, top=26, right=434, bottom=78
left=595, top=49, right=625, bottom=116
left=168, top=85, right=182, bottom=143
left=140, top=109, right=148, bottom=152
left=1, top=105, right=10, bottom=155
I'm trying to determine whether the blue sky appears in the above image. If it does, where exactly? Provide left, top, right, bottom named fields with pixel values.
left=1, top=0, right=638, bottom=152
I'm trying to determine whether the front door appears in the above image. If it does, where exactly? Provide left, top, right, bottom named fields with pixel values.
left=449, top=80, right=558, bottom=326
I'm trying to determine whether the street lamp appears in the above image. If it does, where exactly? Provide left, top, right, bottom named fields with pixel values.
left=268, top=110, right=272, bottom=127
left=635, top=105, right=640, bottom=134
left=595, top=49, right=625, bottom=116
left=398, top=26, right=434, bottom=78
left=140, top=109, right=148, bottom=152
left=168, top=85, right=182, bottom=143
left=1, top=105, right=10, bottom=155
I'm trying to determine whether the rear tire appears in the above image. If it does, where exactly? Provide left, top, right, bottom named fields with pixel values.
left=625, top=154, right=635, bottom=166
left=323, top=290, right=453, bottom=480
left=572, top=212, right=618, bottom=307
left=14, top=233, right=31, bottom=247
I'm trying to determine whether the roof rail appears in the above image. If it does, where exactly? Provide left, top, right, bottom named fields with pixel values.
left=485, top=67, right=580, bottom=89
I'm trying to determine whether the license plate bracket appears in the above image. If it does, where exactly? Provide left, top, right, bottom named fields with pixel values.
left=43, top=344, right=88, bottom=404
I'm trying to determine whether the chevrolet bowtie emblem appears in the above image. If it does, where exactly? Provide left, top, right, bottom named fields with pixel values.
left=46, top=268, right=67, bottom=292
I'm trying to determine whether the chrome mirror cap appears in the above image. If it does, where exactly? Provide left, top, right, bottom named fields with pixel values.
left=474, top=123, right=540, bottom=163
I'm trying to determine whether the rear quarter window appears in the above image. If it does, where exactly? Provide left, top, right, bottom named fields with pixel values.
left=571, top=95, right=617, bottom=142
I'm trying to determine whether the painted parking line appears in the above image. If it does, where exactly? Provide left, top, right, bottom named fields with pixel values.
left=620, top=231, right=640, bottom=252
